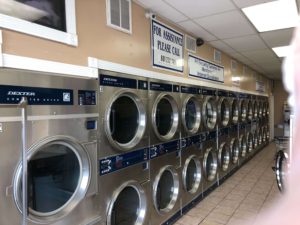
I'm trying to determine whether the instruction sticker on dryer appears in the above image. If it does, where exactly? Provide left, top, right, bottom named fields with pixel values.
left=151, top=20, right=184, bottom=73
left=188, top=54, right=224, bottom=83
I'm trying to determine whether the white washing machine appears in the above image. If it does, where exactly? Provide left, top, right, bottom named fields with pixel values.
left=98, top=70, right=149, bottom=159
left=98, top=151, right=150, bottom=225
left=0, top=69, right=100, bottom=225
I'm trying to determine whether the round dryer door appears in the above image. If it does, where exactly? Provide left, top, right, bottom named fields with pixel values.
left=153, top=166, right=179, bottom=214
left=218, top=143, right=230, bottom=172
left=182, top=155, right=202, bottom=194
left=253, top=101, right=258, bottom=119
left=230, top=138, right=240, bottom=164
left=106, top=91, right=146, bottom=151
left=218, top=97, right=230, bottom=127
left=247, top=101, right=253, bottom=121
left=107, top=181, right=147, bottom=225
left=258, top=101, right=263, bottom=118
left=182, top=96, right=201, bottom=135
left=258, top=129, right=263, bottom=145
left=240, top=100, right=247, bottom=122
left=203, top=148, right=217, bottom=181
left=202, top=96, right=217, bottom=130
left=275, top=150, right=288, bottom=192
left=14, top=136, right=90, bottom=223
left=240, top=135, right=247, bottom=158
left=253, top=131, right=258, bottom=148
left=247, top=133, right=254, bottom=153
left=262, top=102, right=267, bottom=117
left=152, top=94, right=179, bottom=141
left=262, top=128, right=267, bottom=143
left=231, top=99, right=239, bottom=124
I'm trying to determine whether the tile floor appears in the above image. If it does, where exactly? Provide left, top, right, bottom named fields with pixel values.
left=175, top=143, right=282, bottom=225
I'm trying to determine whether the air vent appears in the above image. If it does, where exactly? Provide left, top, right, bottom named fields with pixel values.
left=231, top=60, right=237, bottom=71
left=214, top=49, right=222, bottom=63
left=185, top=35, right=196, bottom=53
left=106, top=0, right=132, bottom=33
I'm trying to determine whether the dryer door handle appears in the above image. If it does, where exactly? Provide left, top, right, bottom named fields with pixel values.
left=0, top=97, right=29, bottom=225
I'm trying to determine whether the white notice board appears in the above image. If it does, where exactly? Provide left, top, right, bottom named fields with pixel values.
left=151, top=20, right=184, bottom=73
left=188, top=54, right=224, bottom=83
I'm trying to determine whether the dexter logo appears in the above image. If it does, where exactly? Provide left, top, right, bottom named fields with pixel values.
left=7, top=91, right=35, bottom=96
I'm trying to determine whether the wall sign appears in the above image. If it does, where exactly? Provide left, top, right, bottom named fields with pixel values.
left=188, top=54, right=224, bottom=83
left=151, top=20, right=184, bottom=73
left=231, top=59, right=240, bottom=87
left=256, top=80, right=265, bottom=92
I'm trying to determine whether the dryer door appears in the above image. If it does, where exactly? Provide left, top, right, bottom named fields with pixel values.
left=153, top=166, right=179, bottom=214
left=247, top=101, right=253, bottom=121
left=14, top=136, right=91, bottom=223
left=107, top=181, right=147, bottom=225
left=105, top=91, right=146, bottom=151
left=258, top=129, right=263, bottom=145
left=247, top=132, right=254, bottom=153
left=218, top=98, right=230, bottom=127
left=182, top=96, right=201, bottom=135
left=239, top=135, right=247, bottom=158
left=253, top=131, right=258, bottom=149
left=231, top=99, right=239, bottom=124
left=202, top=96, right=217, bottom=130
left=218, top=143, right=230, bottom=172
left=182, top=155, right=202, bottom=194
left=253, top=101, right=258, bottom=119
left=152, top=94, right=179, bottom=141
left=203, top=148, right=217, bottom=181
left=230, top=138, right=240, bottom=164
left=240, top=100, right=247, bottom=122
left=274, top=150, right=288, bottom=192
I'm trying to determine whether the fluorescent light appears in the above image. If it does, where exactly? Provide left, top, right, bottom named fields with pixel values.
left=272, top=46, right=292, bottom=57
left=242, top=0, right=299, bottom=32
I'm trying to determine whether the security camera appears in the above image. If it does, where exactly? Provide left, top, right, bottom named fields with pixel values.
left=196, top=38, right=204, bottom=47
left=145, top=11, right=156, bottom=20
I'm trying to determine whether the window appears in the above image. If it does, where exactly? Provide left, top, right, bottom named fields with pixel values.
left=0, top=0, right=77, bottom=46
left=106, top=0, right=132, bottom=34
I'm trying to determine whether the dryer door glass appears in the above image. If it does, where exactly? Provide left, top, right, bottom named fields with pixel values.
left=183, top=157, right=201, bottom=193
left=240, top=100, right=247, bottom=122
left=110, top=187, right=140, bottom=225
left=156, top=98, right=174, bottom=136
left=109, top=96, right=139, bottom=144
left=231, top=139, right=240, bottom=164
left=185, top=99, right=197, bottom=131
left=15, top=138, right=90, bottom=222
left=218, top=143, right=230, bottom=172
left=247, top=101, right=253, bottom=121
left=204, top=98, right=217, bottom=130
left=247, top=133, right=254, bottom=153
left=220, top=99, right=230, bottom=126
left=231, top=99, right=239, bottom=124
left=240, top=136, right=247, bottom=157
left=204, top=149, right=217, bottom=181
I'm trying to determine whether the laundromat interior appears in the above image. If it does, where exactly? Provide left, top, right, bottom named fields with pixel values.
left=0, top=0, right=296, bottom=225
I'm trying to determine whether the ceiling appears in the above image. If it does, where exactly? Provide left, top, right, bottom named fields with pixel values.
left=134, top=0, right=299, bottom=80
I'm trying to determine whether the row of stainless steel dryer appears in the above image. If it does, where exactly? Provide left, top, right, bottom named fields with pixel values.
left=97, top=70, right=270, bottom=225
left=0, top=69, right=269, bottom=225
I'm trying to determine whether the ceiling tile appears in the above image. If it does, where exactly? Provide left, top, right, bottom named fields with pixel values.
left=135, top=0, right=188, bottom=22
left=195, top=11, right=256, bottom=39
left=229, top=52, right=253, bottom=65
left=232, top=0, right=277, bottom=8
left=163, top=0, right=235, bottom=19
left=224, top=34, right=268, bottom=52
left=177, top=20, right=217, bottom=41
left=209, top=40, right=236, bottom=54
left=260, top=28, right=294, bottom=48
left=242, top=49, right=279, bottom=64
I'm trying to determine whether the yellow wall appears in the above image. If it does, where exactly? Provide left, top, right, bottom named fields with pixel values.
left=1, top=0, right=270, bottom=94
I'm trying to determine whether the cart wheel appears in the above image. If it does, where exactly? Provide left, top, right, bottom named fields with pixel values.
left=274, top=150, right=288, bottom=192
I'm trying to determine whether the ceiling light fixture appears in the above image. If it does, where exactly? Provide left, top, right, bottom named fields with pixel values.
left=272, top=45, right=292, bottom=57
left=242, top=0, right=299, bottom=32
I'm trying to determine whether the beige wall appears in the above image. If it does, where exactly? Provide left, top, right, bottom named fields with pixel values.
left=1, top=0, right=270, bottom=94
left=273, top=80, right=289, bottom=125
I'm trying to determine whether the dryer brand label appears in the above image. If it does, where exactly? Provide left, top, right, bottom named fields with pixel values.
left=100, top=75, right=137, bottom=89
left=150, top=82, right=172, bottom=92
left=202, top=88, right=216, bottom=96
left=217, top=90, right=228, bottom=97
left=0, top=85, right=73, bottom=105
left=229, top=92, right=239, bottom=98
left=180, top=86, right=200, bottom=94
left=150, top=140, right=180, bottom=159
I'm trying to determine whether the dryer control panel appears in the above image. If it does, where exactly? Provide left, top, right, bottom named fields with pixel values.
left=0, top=85, right=73, bottom=105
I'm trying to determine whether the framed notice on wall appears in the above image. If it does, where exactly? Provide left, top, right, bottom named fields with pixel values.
left=151, top=20, right=184, bottom=73
left=256, top=80, right=265, bottom=93
left=188, top=54, right=224, bottom=83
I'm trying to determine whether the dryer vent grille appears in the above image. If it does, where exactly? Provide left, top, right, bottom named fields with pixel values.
left=185, top=35, right=197, bottom=53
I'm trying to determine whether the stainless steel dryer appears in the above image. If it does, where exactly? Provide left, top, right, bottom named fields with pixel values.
left=217, top=90, right=230, bottom=128
left=252, top=95, right=258, bottom=120
left=247, top=97, right=253, bottom=122
left=239, top=94, right=249, bottom=123
left=253, top=129, right=259, bottom=151
left=258, top=97, right=263, bottom=120
left=246, top=131, right=254, bottom=157
left=229, top=92, right=239, bottom=126
left=238, top=124, right=248, bottom=166
left=98, top=70, right=148, bottom=158
left=202, top=88, right=218, bottom=131
left=180, top=136, right=203, bottom=213
left=99, top=151, right=150, bottom=225
left=257, top=127, right=263, bottom=149
left=201, top=131, right=218, bottom=197
left=217, top=128, right=231, bottom=184
left=228, top=125, right=240, bottom=171
left=149, top=151, right=181, bottom=225
left=180, top=85, right=202, bottom=138
left=0, top=69, right=100, bottom=225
